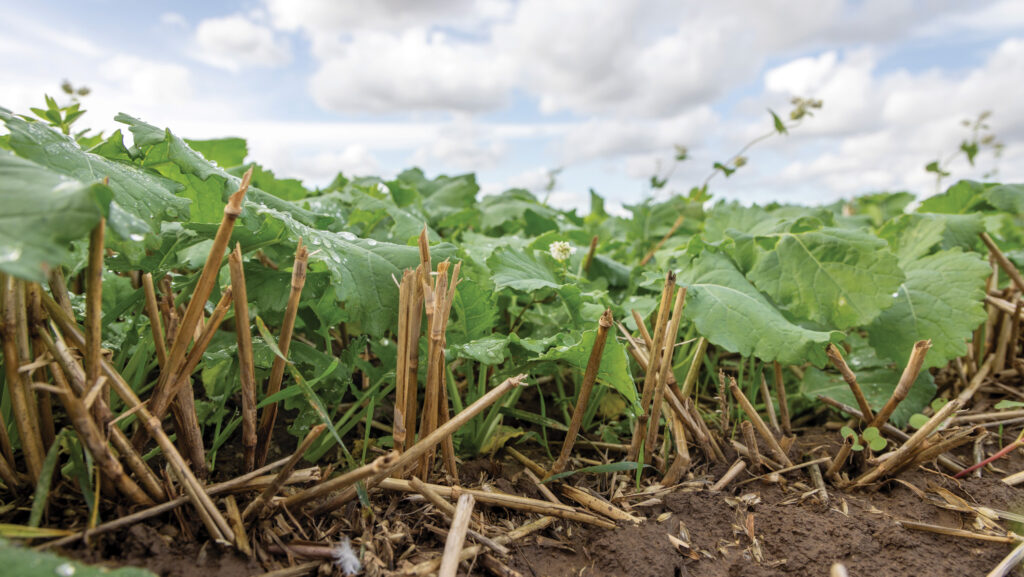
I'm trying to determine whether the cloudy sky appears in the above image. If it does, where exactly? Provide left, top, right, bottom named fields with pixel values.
left=1, top=1, right=1023, bottom=213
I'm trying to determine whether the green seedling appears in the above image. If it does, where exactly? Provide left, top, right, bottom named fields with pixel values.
left=840, top=426, right=886, bottom=452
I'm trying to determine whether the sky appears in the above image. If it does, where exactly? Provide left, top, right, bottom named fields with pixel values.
left=1, top=0, right=1023, bottom=215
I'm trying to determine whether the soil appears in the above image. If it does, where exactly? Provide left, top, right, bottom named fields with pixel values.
left=40, top=431, right=1024, bottom=577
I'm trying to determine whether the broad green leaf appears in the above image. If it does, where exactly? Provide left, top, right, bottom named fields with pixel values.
left=984, top=183, right=1024, bottom=214
left=0, top=153, right=108, bottom=281
left=488, top=247, right=562, bottom=292
left=329, top=185, right=434, bottom=243
left=747, top=227, right=904, bottom=328
left=878, top=213, right=984, bottom=265
left=480, top=189, right=560, bottom=232
left=679, top=250, right=841, bottom=366
left=0, top=538, right=156, bottom=575
left=244, top=204, right=455, bottom=335
left=0, top=108, right=189, bottom=238
left=703, top=202, right=784, bottom=243
left=449, top=278, right=498, bottom=344
left=115, top=114, right=327, bottom=228
left=185, top=137, right=248, bottom=168
left=449, top=334, right=509, bottom=365
left=537, top=329, right=638, bottom=410
left=240, top=163, right=311, bottom=201
left=918, top=180, right=992, bottom=214
left=868, top=249, right=990, bottom=369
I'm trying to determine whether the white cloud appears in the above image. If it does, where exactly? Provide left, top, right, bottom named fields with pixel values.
left=560, top=107, right=717, bottom=163
left=309, top=29, right=514, bottom=114
left=160, top=12, right=187, bottom=28
left=193, top=14, right=291, bottom=71
left=411, top=119, right=507, bottom=171
left=264, top=0, right=503, bottom=33
left=100, top=56, right=194, bottom=107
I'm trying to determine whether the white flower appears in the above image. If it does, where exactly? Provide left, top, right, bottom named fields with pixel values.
left=548, top=241, right=576, bottom=262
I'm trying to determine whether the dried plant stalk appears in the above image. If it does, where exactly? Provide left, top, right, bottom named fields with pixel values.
left=85, top=219, right=106, bottom=417
left=410, top=476, right=510, bottom=555
left=243, top=424, right=325, bottom=521
left=49, top=363, right=154, bottom=506
left=710, top=459, right=747, bottom=491
left=644, top=287, right=686, bottom=465
left=869, top=340, right=931, bottom=429
left=312, top=375, right=526, bottom=512
left=256, top=240, right=309, bottom=467
left=42, top=456, right=294, bottom=549
left=26, top=284, right=55, bottom=450
left=418, top=260, right=460, bottom=479
left=379, top=478, right=614, bottom=528
left=142, top=273, right=168, bottom=368
left=730, top=379, right=793, bottom=468
left=679, top=337, right=708, bottom=400
left=826, top=344, right=874, bottom=422
left=757, top=371, right=779, bottom=434
left=582, top=235, right=599, bottom=274
left=141, top=171, right=251, bottom=449
left=854, top=399, right=962, bottom=487
left=981, top=232, right=1024, bottom=294
left=228, top=244, right=258, bottom=472
left=393, top=269, right=414, bottom=454
left=818, top=395, right=966, bottom=475
left=773, top=362, right=791, bottom=435
left=549, top=309, right=614, bottom=477
left=0, top=450, right=17, bottom=489
left=1, top=276, right=44, bottom=481
left=165, top=287, right=233, bottom=476
left=107, top=366, right=235, bottom=544
left=628, top=272, right=676, bottom=461
left=559, top=485, right=641, bottom=523
left=40, top=326, right=167, bottom=502
left=661, top=409, right=691, bottom=486
left=740, top=420, right=762, bottom=472
left=409, top=516, right=557, bottom=576
left=280, top=451, right=398, bottom=510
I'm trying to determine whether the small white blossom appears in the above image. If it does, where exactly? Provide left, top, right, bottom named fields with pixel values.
left=548, top=241, right=576, bottom=262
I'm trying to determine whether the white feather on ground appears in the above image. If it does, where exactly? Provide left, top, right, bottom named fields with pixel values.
left=332, top=536, right=362, bottom=575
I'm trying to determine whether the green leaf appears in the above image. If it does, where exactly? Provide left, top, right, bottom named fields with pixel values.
left=678, top=250, right=841, bottom=366
left=0, top=109, right=189, bottom=238
left=536, top=328, right=638, bottom=410
left=29, top=430, right=68, bottom=527
left=867, top=249, right=990, bottom=369
left=747, top=227, right=904, bottom=329
left=769, top=109, right=788, bottom=134
left=449, top=334, right=510, bottom=365
left=908, top=413, right=929, bottom=429
left=244, top=204, right=454, bottom=335
left=918, top=180, right=989, bottom=214
left=0, top=153, right=108, bottom=281
left=801, top=334, right=936, bottom=427
left=0, top=537, right=156, bottom=576
left=488, top=247, right=562, bottom=292
left=449, top=277, right=498, bottom=344
left=994, top=400, right=1024, bottom=410
left=114, top=113, right=327, bottom=228
left=479, top=189, right=561, bottom=233
left=185, top=137, right=248, bottom=168
left=877, top=213, right=984, bottom=266
left=254, top=316, right=293, bottom=364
